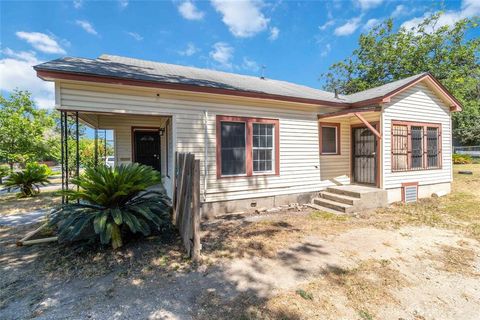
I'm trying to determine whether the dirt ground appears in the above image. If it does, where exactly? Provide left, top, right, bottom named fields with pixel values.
left=1, top=164, right=479, bottom=320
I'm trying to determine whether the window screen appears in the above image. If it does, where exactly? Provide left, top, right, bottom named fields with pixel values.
left=427, top=127, right=439, bottom=167
left=392, top=125, right=408, bottom=171
left=253, top=123, right=274, bottom=173
left=221, top=122, right=246, bottom=175
left=411, top=126, right=423, bottom=169
left=321, top=126, right=337, bottom=154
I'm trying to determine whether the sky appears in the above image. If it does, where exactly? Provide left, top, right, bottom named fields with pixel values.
left=1, top=0, right=479, bottom=109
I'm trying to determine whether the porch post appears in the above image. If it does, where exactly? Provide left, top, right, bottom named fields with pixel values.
left=94, top=127, right=98, bottom=167
left=60, top=110, right=65, bottom=205
left=75, top=111, right=80, bottom=203
left=64, top=111, right=69, bottom=204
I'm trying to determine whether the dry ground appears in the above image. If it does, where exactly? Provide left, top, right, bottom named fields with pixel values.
left=0, top=165, right=479, bottom=319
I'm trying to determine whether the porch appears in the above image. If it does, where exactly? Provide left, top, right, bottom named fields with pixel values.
left=314, top=107, right=387, bottom=213
left=58, top=110, right=174, bottom=201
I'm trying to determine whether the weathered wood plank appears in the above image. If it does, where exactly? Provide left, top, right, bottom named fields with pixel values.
left=191, top=159, right=201, bottom=262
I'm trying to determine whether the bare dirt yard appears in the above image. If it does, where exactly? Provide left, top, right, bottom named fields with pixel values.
left=1, top=165, right=479, bottom=320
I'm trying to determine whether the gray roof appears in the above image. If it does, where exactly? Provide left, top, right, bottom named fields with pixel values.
left=34, top=54, right=429, bottom=106
left=346, top=73, right=428, bottom=103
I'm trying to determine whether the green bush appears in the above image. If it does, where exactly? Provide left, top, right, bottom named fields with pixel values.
left=0, top=164, right=10, bottom=184
left=4, top=162, right=51, bottom=197
left=453, top=154, right=473, bottom=164
left=49, top=163, right=172, bottom=249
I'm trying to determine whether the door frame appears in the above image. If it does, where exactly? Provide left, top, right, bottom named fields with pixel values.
left=350, top=122, right=381, bottom=187
left=131, top=126, right=162, bottom=170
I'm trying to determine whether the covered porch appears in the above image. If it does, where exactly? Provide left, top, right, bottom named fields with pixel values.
left=318, top=106, right=383, bottom=189
left=58, top=110, right=174, bottom=202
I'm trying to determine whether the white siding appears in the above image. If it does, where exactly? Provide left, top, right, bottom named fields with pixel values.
left=58, top=81, right=344, bottom=203
left=382, top=83, right=453, bottom=189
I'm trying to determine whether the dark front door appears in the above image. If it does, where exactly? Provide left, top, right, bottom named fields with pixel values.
left=352, top=126, right=377, bottom=185
left=133, top=130, right=161, bottom=171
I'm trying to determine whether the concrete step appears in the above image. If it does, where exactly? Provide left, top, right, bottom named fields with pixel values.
left=319, top=191, right=358, bottom=205
left=305, top=203, right=347, bottom=215
left=313, top=197, right=353, bottom=213
left=326, top=187, right=362, bottom=198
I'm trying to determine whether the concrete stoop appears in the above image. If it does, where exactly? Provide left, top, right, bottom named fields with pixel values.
left=311, top=185, right=388, bottom=214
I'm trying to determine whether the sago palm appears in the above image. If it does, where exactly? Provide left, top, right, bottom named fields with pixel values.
left=5, top=163, right=51, bottom=197
left=49, top=163, right=171, bottom=249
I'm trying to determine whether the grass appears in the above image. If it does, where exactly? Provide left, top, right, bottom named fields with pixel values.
left=372, top=164, right=480, bottom=239
left=0, top=191, right=62, bottom=216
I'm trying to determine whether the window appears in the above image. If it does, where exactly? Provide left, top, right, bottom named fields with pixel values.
left=216, top=116, right=279, bottom=178
left=253, top=123, right=274, bottom=173
left=220, top=121, right=246, bottom=176
left=391, top=121, right=441, bottom=171
left=319, top=123, right=340, bottom=155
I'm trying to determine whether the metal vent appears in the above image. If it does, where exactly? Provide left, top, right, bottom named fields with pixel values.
left=404, top=185, right=418, bottom=203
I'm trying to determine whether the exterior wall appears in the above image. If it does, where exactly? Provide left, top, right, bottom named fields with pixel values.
left=386, top=182, right=451, bottom=203
left=57, top=81, right=346, bottom=208
left=382, top=82, right=453, bottom=201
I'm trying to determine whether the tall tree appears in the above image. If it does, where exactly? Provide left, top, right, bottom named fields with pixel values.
left=0, top=90, right=55, bottom=169
left=323, top=14, right=480, bottom=145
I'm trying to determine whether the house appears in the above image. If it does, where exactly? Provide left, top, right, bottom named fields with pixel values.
left=34, top=55, right=462, bottom=217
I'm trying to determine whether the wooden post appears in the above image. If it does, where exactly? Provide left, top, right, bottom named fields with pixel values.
left=191, top=159, right=201, bottom=262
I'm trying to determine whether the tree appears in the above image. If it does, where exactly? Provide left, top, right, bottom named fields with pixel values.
left=0, top=91, right=55, bottom=169
left=323, top=14, right=480, bottom=145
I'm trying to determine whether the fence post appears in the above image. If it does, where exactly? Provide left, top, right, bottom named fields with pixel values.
left=191, top=159, right=201, bottom=262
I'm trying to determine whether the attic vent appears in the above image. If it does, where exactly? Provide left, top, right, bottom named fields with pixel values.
left=402, top=182, right=418, bottom=203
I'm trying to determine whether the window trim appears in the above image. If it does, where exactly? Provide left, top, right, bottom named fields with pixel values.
left=216, top=115, right=280, bottom=179
left=391, top=120, right=442, bottom=172
left=319, top=122, right=341, bottom=155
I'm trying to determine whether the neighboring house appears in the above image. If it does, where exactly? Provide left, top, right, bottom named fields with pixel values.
left=34, top=55, right=462, bottom=217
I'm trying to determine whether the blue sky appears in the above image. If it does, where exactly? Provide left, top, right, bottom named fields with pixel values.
left=1, top=0, right=478, bottom=109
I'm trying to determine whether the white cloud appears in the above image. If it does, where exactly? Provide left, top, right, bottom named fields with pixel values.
left=73, top=0, right=83, bottom=9
left=127, top=32, right=143, bottom=41
left=356, top=0, right=383, bottom=10
left=178, top=1, right=205, bottom=20
left=334, top=17, right=362, bottom=36
left=363, top=18, right=380, bottom=31
left=401, top=0, right=480, bottom=31
left=209, top=42, right=234, bottom=69
left=319, top=19, right=335, bottom=31
left=242, top=57, right=259, bottom=72
left=178, top=43, right=199, bottom=56
left=0, top=48, right=55, bottom=109
left=15, top=31, right=66, bottom=55
left=75, top=20, right=98, bottom=35
left=119, top=0, right=128, bottom=9
left=269, top=27, right=279, bottom=40
left=211, top=0, right=269, bottom=38
left=320, top=43, right=331, bottom=57
left=391, top=4, right=407, bottom=18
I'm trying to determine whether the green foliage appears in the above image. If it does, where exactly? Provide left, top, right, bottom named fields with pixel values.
left=49, top=163, right=172, bottom=249
left=0, top=164, right=10, bottom=184
left=295, top=289, right=313, bottom=300
left=453, top=154, right=473, bottom=164
left=323, top=13, right=480, bottom=145
left=0, top=90, right=56, bottom=167
left=4, top=162, right=51, bottom=197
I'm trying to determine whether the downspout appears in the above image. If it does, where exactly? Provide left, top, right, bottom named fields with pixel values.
left=203, top=110, right=208, bottom=202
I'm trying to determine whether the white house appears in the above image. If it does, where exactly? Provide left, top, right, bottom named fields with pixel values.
left=35, top=54, right=462, bottom=217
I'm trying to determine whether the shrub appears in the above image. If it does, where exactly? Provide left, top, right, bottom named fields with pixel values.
left=49, top=163, right=172, bottom=249
left=4, top=162, right=51, bottom=197
left=453, top=154, right=473, bottom=164
left=0, top=164, right=10, bottom=184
